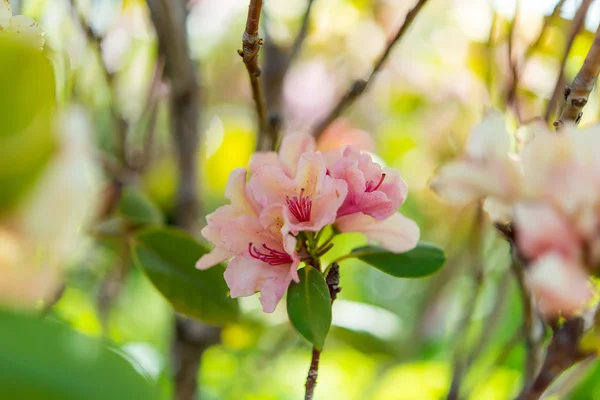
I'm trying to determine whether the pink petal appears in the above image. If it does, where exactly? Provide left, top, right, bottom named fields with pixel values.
left=466, top=110, right=511, bottom=160
left=249, top=165, right=296, bottom=207
left=225, top=168, right=259, bottom=215
left=293, top=151, right=327, bottom=197
left=335, top=212, right=420, bottom=253
left=278, top=132, right=316, bottom=176
left=196, top=246, right=232, bottom=270
left=224, top=254, right=294, bottom=313
left=248, top=152, right=286, bottom=175
left=430, top=158, right=520, bottom=205
left=514, top=203, right=580, bottom=261
left=526, top=253, right=594, bottom=317
left=221, top=216, right=280, bottom=255
left=305, top=175, right=347, bottom=232
left=259, top=203, right=294, bottom=238
left=330, top=147, right=407, bottom=220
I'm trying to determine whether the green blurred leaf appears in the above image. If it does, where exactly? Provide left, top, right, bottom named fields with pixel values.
left=287, top=267, right=332, bottom=350
left=131, top=227, right=239, bottom=325
left=0, top=37, right=57, bottom=213
left=0, top=308, right=155, bottom=400
left=117, top=187, right=164, bottom=226
left=351, top=243, right=445, bottom=278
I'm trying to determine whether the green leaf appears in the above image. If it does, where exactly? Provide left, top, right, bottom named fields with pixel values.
left=117, top=187, right=164, bottom=226
left=351, top=243, right=445, bottom=278
left=0, top=308, right=155, bottom=400
left=0, top=38, right=57, bottom=214
left=287, top=267, right=332, bottom=350
left=131, top=227, right=239, bottom=325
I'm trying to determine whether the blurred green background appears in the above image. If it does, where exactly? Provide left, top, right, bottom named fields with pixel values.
left=4, top=0, right=600, bottom=398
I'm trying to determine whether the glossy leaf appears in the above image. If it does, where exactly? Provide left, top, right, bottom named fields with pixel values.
left=117, top=187, right=164, bottom=226
left=351, top=243, right=445, bottom=278
left=287, top=267, right=332, bottom=350
left=0, top=309, right=155, bottom=399
left=132, top=227, right=239, bottom=325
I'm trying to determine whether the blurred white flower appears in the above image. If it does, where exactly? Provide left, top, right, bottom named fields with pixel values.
left=0, top=0, right=44, bottom=49
left=0, top=107, right=101, bottom=309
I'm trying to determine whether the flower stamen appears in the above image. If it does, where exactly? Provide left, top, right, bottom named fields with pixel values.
left=248, top=242, right=293, bottom=266
left=365, top=173, right=386, bottom=192
left=285, top=188, right=312, bottom=222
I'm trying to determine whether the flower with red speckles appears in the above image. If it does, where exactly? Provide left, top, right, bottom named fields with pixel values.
left=198, top=133, right=421, bottom=313
left=250, top=151, right=348, bottom=234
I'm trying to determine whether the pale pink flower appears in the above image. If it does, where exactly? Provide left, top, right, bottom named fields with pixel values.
left=514, top=203, right=580, bottom=262
left=250, top=151, right=348, bottom=234
left=220, top=210, right=300, bottom=313
left=526, top=252, right=594, bottom=317
left=248, top=132, right=316, bottom=178
left=519, top=124, right=599, bottom=217
left=328, top=146, right=407, bottom=220
left=335, top=212, right=419, bottom=253
left=430, top=110, right=522, bottom=205
left=196, top=168, right=260, bottom=270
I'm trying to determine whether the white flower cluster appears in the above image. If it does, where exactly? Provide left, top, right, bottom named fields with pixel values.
left=0, top=0, right=44, bottom=49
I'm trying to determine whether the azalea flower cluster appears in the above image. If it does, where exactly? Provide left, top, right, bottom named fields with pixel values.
left=431, top=111, right=599, bottom=317
left=197, top=133, right=419, bottom=312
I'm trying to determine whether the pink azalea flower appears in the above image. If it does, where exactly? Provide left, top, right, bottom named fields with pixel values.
left=526, top=252, right=594, bottom=317
left=249, top=132, right=316, bottom=178
left=430, top=110, right=522, bottom=206
left=335, top=212, right=419, bottom=253
left=327, top=146, right=407, bottom=220
left=250, top=151, right=348, bottom=234
left=196, top=168, right=260, bottom=270
left=220, top=211, right=300, bottom=313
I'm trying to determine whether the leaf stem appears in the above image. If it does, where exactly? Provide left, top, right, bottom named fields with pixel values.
left=317, top=230, right=336, bottom=252
left=304, top=264, right=341, bottom=400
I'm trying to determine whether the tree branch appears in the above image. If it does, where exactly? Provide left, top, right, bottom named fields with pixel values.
left=304, top=263, right=341, bottom=400
left=546, top=0, right=592, bottom=123
left=554, top=22, right=600, bottom=126
left=516, top=317, right=592, bottom=400
left=312, top=0, right=430, bottom=139
left=147, top=0, right=200, bottom=230
left=239, top=0, right=270, bottom=150
left=146, top=2, right=219, bottom=400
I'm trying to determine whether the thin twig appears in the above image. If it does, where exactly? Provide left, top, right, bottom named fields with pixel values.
left=304, top=263, right=341, bottom=400
left=261, top=0, right=316, bottom=149
left=546, top=0, right=594, bottom=124
left=510, top=256, right=545, bottom=386
left=290, top=0, right=316, bottom=60
left=312, top=0, right=430, bottom=139
left=239, top=0, right=270, bottom=150
left=68, top=0, right=129, bottom=165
